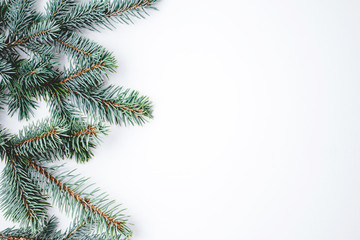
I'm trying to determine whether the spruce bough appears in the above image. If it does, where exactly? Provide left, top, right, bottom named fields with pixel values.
left=0, top=0, right=158, bottom=239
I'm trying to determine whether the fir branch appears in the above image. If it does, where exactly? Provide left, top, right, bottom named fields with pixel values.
left=5, top=0, right=37, bottom=37
left=0, top=57, right=14, bottom=84
left=0, top=216, right=63, bottom=240
left=47, top=0, right=76, bottom=20
left=66, top=123, right=108, bottom=163
left=0, top=0, right=158, bottom=237
left=7, top=19, right=60, bottom=47
left=59, top=51, right=116, bottom=89
left=0, top=234, right=36, bottom=240
left=8, top=89, right=38, bottom=121
left=57, top=1, right=104, bottom=31
left=70, top=84, right=153, bottom=126
left=29, top=162, right=131, bottom=239
left=10, top=120, right=68, bottom=158
left=59, top=0, right=159, bottom=31
left=59, top=62, right=105, bottom=84
left=0, top=159, right=49, bottom=230
left=16, top=57, right=59, bottom=95
left=104, top=0, right=158, bottom=24
left=55, top=38, right=91, bottom=57
left=47, top=96, right=77, bottom=123
left=54, top=32, right=106, bottom=63
left=63, top=219, right=87, bottom=239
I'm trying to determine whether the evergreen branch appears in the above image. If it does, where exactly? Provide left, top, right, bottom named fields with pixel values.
left=105, top=0, right=157, bottom=23
left=64, top=218, right=109, bottom=240
left=9, top=118, right=107, bottom=163
left=17, top=57, right=59, bottom=94
left=0, top=216, right=106, bottom=239
left=0, top=57, right=14, bottom=84
left=39, top=125, right=105, bottom=163
left=0, top=159, right=49, bottom=230
left=8, top=88, right=38, bottom=121
left=59, top=51, right=116, bottom=89
left=54, top=32, right=106, bottom=63
left=59, top=62, right=105, bottom=84
left=29, top=162, right=131, bottom=239
left=55, top=38, right=91, bottom=57
left=5, top=0, right=37, bottom=37
left=16, top=41, right=55, bottom=58
left=66, top=123, right=108, bottom=163
left=0, top=234, right=36, bottom=239
left=0, top=216, right=63, bottom=240
left=17, top=128, right=58, bottom=147
left=57, top=1, right=103, bottom=31
left=7, top=19, right=60, bottom=47
left=47, top=0, right=76, bottom=20
left=70, top=84, right=153, bottom=126
left=10, top=120, right=68, bottom=158
left=72, top=125, right=97, bottom=137
left=60, top=0, right=159, bottom=31
left=0, top=0, right=158, bottom=237
left=47, top=96, right=77, bottom=123
left=64, top=219, right=87, bottom=239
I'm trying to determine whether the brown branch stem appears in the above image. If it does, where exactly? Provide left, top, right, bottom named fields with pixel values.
left=59, top=61, right=105, bottom=84
left=55, top=38, right=92, bottom=56
left=106, top=0, right=151, bottom=18
left=16, top=128, right=58, bottom=147
left=0, top=234, right=36, bottom=240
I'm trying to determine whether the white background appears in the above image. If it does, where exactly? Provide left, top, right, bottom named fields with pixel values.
left=1, top=0, right=360, bottom=239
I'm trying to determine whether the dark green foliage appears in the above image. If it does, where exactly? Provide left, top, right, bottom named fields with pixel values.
left=0, top=0, right=159, bottom=239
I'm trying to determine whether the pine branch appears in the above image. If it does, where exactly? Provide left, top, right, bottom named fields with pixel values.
left=104, top=0, right=158, bottom=25
left=46, top=0, right=76, bottom=21
left=10, top=120, right=67, bottom=158
left=64, top=219, right=87, bottom=239
left=0, top=159, right=49, bottom=230
left=47, top=96, right=75, bottom=123
left=8, top=88, right=38, bottom=121
left=70, top=84, right=153, bottom=126
left=59, top=51, right=116, bottom=89
left=0, top=233, right=36, bottom=239
left=16, top=57, right=60, bottom=97
left=29, top=161, right=131, bottom=239
left=0, top=216, right=63, bottom=240
left=5, top=0, right=37, bottom=37
left=55, top=32, right=106, bottom=63
left=0, top=57, right=14, bottom=84
left=59, top=0, right=159, bottom=31
left=0, top=216, right=107, bottom=239
left=0, top=0, right=159, bottom=237
left=7, top=19, right=60, bottom=47
left=66, top=123, right=109, bottom=163
left=7, top=117, right=107, bottom=162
